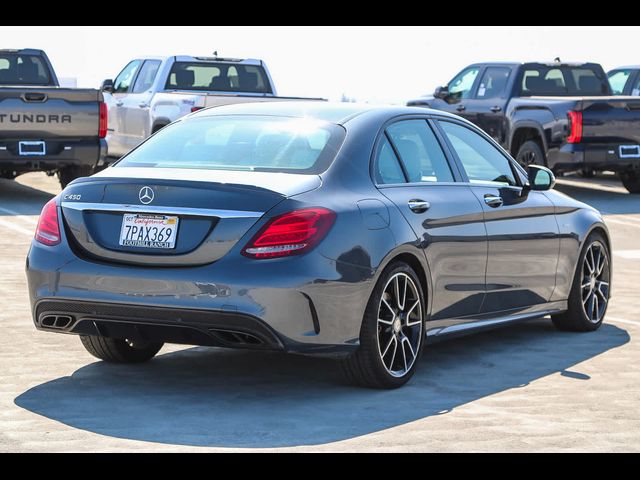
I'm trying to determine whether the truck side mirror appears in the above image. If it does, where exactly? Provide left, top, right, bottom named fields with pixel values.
left=434, top=86, right=449, bottom=99
left=101, top=79, right=114, bottom=94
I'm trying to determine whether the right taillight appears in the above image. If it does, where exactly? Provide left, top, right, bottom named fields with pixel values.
left=35, top=198, right=61, bottom=246
left=567, top=110, right=582, bottom=143
left=242, top=207, right=336, bottom=259
left=98, top=101, right=108, bottom=139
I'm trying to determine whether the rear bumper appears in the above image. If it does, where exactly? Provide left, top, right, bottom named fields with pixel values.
left=548, top=143, right=640, bottom=172
left=0, top=138, right=106, bottom=173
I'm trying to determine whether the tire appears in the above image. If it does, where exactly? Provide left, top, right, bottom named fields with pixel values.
left=58, top=165, right=95, bottom=189
left=579, top=168, right=594, bottom=179
left=620, top=171, right=640, bottom=194
left=516, top=140, right=546, bottom=168
left=552, top=232, right=611, bottom=332
left=341, top=262, right=425, bottom=389
left=80, top=335, right=163, bottom=363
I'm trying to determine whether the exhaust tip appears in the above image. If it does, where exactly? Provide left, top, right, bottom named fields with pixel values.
left=40, top=315, right=73, bottom=329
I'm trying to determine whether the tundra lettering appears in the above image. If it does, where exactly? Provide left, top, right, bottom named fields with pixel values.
left=0, top=113, right=71, bottom=123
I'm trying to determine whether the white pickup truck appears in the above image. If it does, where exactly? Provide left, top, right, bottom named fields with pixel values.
left=101, top=54, right=323, bottom=159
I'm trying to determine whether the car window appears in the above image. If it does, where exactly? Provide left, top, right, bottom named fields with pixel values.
left=132, top=60, right=161, bottom=93
left=607, top=70, right=631, bottom=95
left=165, top=62, right=272, bottom=93
left=386, top=120, right=454, bottom=183
left=0, top=53, right=51, bottom=85
left=439, top=121, right=518, bottom=187
left=631, top=74, right=640, bottom=96
left=476, top=67, right=511, bottom=99
left=448, top=67, right=480, bottom=100
left=375, top=136, right=406, bottom=184
left=522, top=65, right=608, bottom=96
left=114, top=60, right=142, bottom=94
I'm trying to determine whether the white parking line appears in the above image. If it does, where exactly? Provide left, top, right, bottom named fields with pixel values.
left=607, top=316, right=640, bottom=326
left=614, top=250, right=640, bottom=259
left=603, top=217, right=640, bottom=228
left=0, top=217, right=35, bottom=236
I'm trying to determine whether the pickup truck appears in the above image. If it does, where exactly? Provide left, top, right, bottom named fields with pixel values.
left=407, top=61, right=640, bottom=193
left=101, top=54, right=323, bottom=158
left=607, top=66, right=640, bottom=96
left=0, top=48, right=107, bottom=188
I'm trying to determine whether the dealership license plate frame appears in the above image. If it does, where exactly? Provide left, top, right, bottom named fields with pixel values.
left=119, top=214, right=179, bottom=250
left=18, top=141, right=46, bottom=156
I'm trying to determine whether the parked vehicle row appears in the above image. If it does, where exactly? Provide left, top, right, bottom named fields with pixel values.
left=408, top=61, right=640, bottom=193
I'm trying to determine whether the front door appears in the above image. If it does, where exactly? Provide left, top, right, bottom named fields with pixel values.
left=107, top=60, right=142, bottom=158
left=431, top=66, right=481, bottom=120
left=374, top=118, right=488, bottom=320
left=122, top=60, right=162, bottom=151
left=437, top=119, right=560, bottom=313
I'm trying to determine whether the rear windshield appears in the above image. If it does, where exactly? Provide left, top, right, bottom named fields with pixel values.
left=0, top=53, right=52, bottom=86
left=165, top=62, right=272, bottom=93
left=115, top=116, right=345, bottom=174
left=520, top=66, right=609, bottom=96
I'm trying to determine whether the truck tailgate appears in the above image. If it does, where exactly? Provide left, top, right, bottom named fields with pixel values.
left=0, top=87, right=101, bottom=139
left=581, top=96, right=640, bottom=146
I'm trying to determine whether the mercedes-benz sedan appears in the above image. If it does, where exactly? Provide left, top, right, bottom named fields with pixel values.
left=26, top=102, right=612, bottom=389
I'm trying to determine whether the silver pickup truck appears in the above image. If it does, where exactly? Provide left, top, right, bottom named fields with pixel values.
left=0, top=48, right=107, bottom=188
left=101, top=54, right=322, bottom=158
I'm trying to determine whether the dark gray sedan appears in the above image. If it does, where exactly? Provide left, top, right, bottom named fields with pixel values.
left=27, top=102, right=612, bottom=389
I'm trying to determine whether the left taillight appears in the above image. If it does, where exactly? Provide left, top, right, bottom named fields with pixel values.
left=242, top=207, right=336, bottom=259
left=35, top=198, right=61, bottom=246
left=99, top=101, right=108, bottom=139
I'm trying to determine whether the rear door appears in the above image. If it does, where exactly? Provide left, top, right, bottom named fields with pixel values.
left=374, top=118, right=488, bottom=320
left=122, top=60, right=162, bottom=149
left=464, top=66, right=512, bottom=144
left=437, top=119, right=560, bottom=313
left=107, top=60, right=142, bottom=157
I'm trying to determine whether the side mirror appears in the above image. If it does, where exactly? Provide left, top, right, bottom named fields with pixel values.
left=434, top=85, right=449, bottom=99
left=101, top=79, right=114, bottom=94
left=526, top=165, right=556, bottom=191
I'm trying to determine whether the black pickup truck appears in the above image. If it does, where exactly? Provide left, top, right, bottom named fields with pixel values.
left=0, top=48, right=107, bottom=188
left=408, top=61, right=640, bottom=193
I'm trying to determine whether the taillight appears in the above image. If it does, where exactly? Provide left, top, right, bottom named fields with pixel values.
left=567, top=110, right=582, bottom=143
left=242, top=208, right=336, bottom=259
left=191, top=106, right=204, bottom=113
left=99, top=102, right=108, bottom=139
left=35, top=198, right=61, bottom=246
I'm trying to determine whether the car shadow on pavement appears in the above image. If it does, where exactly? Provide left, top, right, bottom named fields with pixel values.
left=15, top=319, right=629, bottom=448
left=556, top=181, right=640, bottom=215
left=0, top=178, right=55, bottom=215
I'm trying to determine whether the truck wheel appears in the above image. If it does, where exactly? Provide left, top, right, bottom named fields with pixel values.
left=516, top=140, right=545, bottom=168
left=620, top=172, right=640, bottom=194
left=58, top=165, right=94, bottom=189
left=0, top=172, right=17, bottom=180
left=80, top=335, right=163, bottom=363
left=579, top=168, right=595, bottom=178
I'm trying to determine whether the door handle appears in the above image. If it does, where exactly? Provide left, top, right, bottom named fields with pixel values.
left=115, top=101, right=123, bottom=107
left=456, top=105, right=466, bottom=112
left=408, top=199, right=431, bottom=213
left=484, top=194, right=503, bottom=208
left=139, top=102, right=149, bottom=108
left=490, top=106, right=502, bottom=113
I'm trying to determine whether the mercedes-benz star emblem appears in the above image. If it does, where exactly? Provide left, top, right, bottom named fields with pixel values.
left=139, top=186, right=154, bottom=205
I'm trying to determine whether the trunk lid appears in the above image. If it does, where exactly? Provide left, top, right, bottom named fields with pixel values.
left=60, top=168, right=321, bottom=266
left=580, top=96, right=640, bottom=145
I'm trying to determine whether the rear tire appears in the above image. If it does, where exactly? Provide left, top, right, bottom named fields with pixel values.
left=80, top=335, right=163, bottom=363
left=552, top=232, right=610, bottom=332
left=341, top=262, right=425, bottom=389
left=58, top=165, right=95, bottom=189
left=620, top=171, right=640, bottom=194
left=516, top=140, right=545, bottom=168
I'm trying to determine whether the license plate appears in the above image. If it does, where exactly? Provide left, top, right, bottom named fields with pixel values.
left=119, top=214, right=179, bottom=249
left=619, top=145, right=640, bottom=158
left=19, top=141, right=46, bottom=156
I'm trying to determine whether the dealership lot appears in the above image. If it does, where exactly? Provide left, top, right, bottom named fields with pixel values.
left=1, top=173, right=639, bottom=452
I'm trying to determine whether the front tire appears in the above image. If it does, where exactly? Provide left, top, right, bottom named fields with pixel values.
left=58, top=165, right=95, bottom=189
left=516, top=140, right=545, bottom=168
left=552, top=232, right=611, bottom=332
left=80, top=335, right=163, bottom=363
left=620, top=171, right=640, bottom=194
left=341, top=262, right=425, bottom=389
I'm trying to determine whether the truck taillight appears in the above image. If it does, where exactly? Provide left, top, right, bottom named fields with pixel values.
left=191, top=106, right=204, bottom=113
left=241, top=208, right=336, bottom=259
left=35, top=198, right=61, bottom=246
left=99, top=102, right=108, bottom=139
left=567, top=111, right=582, bottom=143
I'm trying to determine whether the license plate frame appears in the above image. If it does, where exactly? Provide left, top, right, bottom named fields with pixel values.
left=118, top=214, right=179, bottom=250
left=619, top=145, right=640, bottom=158
left=18, top=140, right=46, bottom=156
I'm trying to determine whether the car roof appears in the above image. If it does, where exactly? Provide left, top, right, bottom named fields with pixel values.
left=609, top=65, right=640, bottom=71
left=0, top=48, right=45, bottom=55
left=135, top=55, right=263, bottom=66
left=190, top=101, right=460, bottom=125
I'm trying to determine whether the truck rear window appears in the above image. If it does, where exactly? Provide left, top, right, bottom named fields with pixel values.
left=521, top=66, right=609, bottom=96
left=0, top=53, right=51, bottom=86
left=165, top=62, right=272, bottom=94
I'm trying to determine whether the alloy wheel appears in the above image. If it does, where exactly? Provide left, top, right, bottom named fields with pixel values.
left=581, top=241, right=610, bottom=323
left=377, top=273, right=423, bottom=377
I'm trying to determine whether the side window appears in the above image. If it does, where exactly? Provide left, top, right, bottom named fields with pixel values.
left=375, top=137, right=406, bottom=184
left=132, top=60, right=161, bottom=93
left=114, top=60, right=142, bottom=94
left=439, top=121, right=517, bottom=187
left=608, top=70, right=632, bottom=95
left=631, top=73, right=640, bottom=96
left=476, top=67, right=511, bottom=99
left=448, top=67, right=480, bottom=100
left=386, top=120, right=454, bottom=183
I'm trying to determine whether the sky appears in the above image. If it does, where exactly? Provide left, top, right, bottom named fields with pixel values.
left=1, top=26, right=638, bottom=104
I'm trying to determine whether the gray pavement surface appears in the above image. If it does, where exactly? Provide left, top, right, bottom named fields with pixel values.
left=1, top=172, right=639, bottom=452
